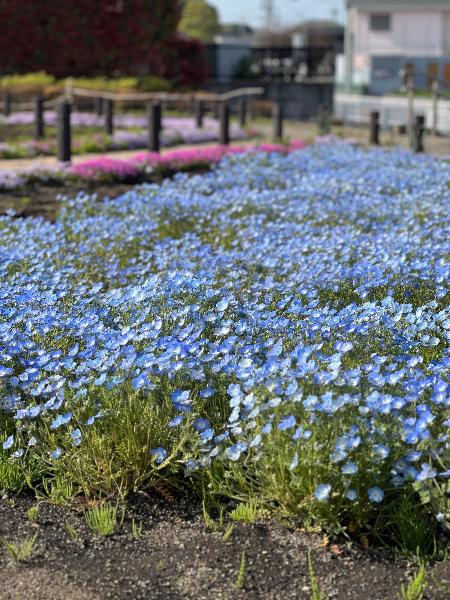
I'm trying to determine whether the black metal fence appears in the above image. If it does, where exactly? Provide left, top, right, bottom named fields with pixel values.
left=204, top=45, right=336, bottom=83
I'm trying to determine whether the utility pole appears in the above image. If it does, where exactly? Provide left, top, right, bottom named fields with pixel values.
left=261, top=0, right=275, bottom=30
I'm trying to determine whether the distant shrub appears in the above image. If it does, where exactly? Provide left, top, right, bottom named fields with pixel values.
left=0, top=71, right=56, bottom=94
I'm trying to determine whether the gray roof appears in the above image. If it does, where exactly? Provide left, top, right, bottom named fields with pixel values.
left=347, top=0, right=450, bottom=10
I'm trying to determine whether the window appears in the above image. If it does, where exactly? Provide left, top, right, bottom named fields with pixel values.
left=370, top=14, right=391, bottom=32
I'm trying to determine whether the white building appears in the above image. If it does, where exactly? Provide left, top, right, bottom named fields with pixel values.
left=343, top=0, right=450, bottom=94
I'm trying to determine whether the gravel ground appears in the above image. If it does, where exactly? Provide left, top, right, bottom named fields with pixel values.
left=1, top=492, right=449, bottom=600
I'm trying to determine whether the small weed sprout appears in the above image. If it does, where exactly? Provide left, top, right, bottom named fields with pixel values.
left=202, top=499, right=224, bottom=532
left=235, top=550, right=246, bottom=590
left=26, top=504, right=39, bottom=523
left=131, top=518, right=143, bottom=539
left=65, top=521, right=77, bottom=541
left=399, top=561, right=427, bottom=600
left=1, top=532, right=38, bottom=562
left=222, top=524, right=234, bottom=541
left=230, top=501, right=258, bottom=524
left=307, top=550, right=323, bottom=600
left=84, top=504, right=117, bottom=536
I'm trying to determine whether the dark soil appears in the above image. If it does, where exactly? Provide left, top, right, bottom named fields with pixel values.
left=0, top=183, right=141, bottom=220
left=1, top=492, right=449, bottom=600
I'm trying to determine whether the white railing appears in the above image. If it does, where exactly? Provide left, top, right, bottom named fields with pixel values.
left=334, top=92, right=450, bottom=134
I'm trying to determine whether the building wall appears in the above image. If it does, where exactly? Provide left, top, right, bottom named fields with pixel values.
left=347, top=8, right=450, bottom=89
left=353, top=11, right=447, bottom=65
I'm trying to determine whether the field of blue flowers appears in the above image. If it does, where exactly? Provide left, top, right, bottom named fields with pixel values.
left=1, top=143, right=449, bottom=552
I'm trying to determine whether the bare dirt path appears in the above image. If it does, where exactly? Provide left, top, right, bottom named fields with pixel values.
left=1, top=493, right=449, bottom=600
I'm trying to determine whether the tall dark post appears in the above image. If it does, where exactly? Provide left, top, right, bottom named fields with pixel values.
left=412, top=115, right=425, bottom=153
left=369, top=111, right=380, bottom=145
left=57, top=101, right=71, bottom=163
left=105, top=99, right=113, bottom=135
left=239, top=99, right=247, bottom=127
left=272, top=102, right=283, bottom=141
left=248, top=100, right=255, bottom=121
left=219, top=103, right=230, bottom=145
left=95, top=97, right=103, bottom=116
left=34, top=95, right=45, bottom=139
left=213, top=102, right=220, bottom=120
left=195, top=99, right=204, bottom=128
left=3, top=93, right=11, bottom=116
left=148, top=101, right=162, bottom=152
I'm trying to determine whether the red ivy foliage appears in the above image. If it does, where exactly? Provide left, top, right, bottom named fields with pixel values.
left=0, top=0, right=207, bottom=86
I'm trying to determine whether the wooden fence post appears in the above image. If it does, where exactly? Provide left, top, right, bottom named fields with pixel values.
left=369, top=111, right=380, bottom=145
left=406, top=75, right=414, bottom=141
left=3, top=93, right=11, bottom=116
left=239, top=99, right=247, bottom=127
left=219, top=103, right=230, bottom=145
left=148, top=101, right=162, bottom=152
left=272, top=102, right=283, bottom=141
left=95, top=97, right=103, bottom=116
left=195, top=99, right=204, bottom=128
left=431, top=78, right=439, bottom=136
left=34, top=95, right=45, bottom=139
left=57, top=101, right=71, bottom=163
left=105, top=99, right=113, bottom=135
left=411, top=115, right=425, bottom=153
left=248, top=99, right=255, bottom=121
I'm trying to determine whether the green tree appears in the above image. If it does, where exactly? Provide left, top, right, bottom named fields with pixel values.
left=178, top=0, right=220, bottom=42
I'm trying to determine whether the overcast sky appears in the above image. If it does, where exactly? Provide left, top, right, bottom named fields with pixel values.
left=208, top=0, right=346, bottom=27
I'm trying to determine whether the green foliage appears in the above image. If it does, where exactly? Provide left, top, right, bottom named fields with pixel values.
left=387, top=495, right=435, bottom=556
left=307, top=550, right=324, bottom=600
left=235, top=550, right=246, bottom=590
left=1, top=531, right=38, bottom=562
left=229, top=500, right=258, bottom=524
left=35, top=384, right=191, bottom=497
left=137, top=75, right=172, bottom=93
left=41, top=474, right=76, bottom=506
left=398, top=561, right=427, bottom=600
left=0, top=453, right=24, bottom=492
left=178, top=0, right=220, bottom=42
left=0, top=71, right=56, bottom=93
left=415, top=468, right=450, bottom=534
left=84, top=504, right=118, bottom=536
left=0, top=72, right=172, bottom=95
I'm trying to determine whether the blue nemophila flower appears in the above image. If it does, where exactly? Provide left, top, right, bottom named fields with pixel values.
left=278, top=415, right=296, bottom=430
left=150, top=447, right=168, bottom=464
left=2, top=435, right=14, bottom=450
left=368, top=486, right=384, bottom=503
left=50, top=447, right=62, bottom=460
left=71, top=429, right=82, bottom=446
left=314, top=484, right=332, bottom=502
left=0, top=143, right=448, bottom=525
left=171, top=390, right=192, bottom=413
left=193, top=418, right=210, bottom=432
left=290, top=452, right=299, bottom=470
left=345, top=488, right=358, bottom=501
left=216, top=299, right=229, bottom=312
left=341, top=462, right=358, bottom=475
left=225, top=441, right=247, bottom=461
left=50, top=411, right=73, bottom=430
